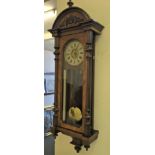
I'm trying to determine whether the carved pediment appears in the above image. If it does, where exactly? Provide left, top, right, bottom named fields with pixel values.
left=49, top=6, right=104, bottom=37
left=59, top=14, right=85, bottom=29
left=52, top=7, right=90, bottom=30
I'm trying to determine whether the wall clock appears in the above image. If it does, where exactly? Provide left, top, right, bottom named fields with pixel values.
left=48, top=0, right=104, bottom=153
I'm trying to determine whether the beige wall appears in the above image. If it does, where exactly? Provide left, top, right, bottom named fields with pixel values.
left=55, top=0, right=110, bottom=155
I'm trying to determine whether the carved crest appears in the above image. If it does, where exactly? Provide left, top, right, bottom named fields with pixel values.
left=59, top=14, right=85, bottom=28
left=51, top=7, right=90, bottom=30
left=49, top=7, right=104, bottom=37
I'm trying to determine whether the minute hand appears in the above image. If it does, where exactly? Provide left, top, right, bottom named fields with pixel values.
left=75, top=43, right=79, bottom=51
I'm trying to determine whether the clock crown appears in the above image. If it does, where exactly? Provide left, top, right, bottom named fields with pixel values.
left=67, top=0, right=74, bottom=7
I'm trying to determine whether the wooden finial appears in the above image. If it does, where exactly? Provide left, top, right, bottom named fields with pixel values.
left=67, top=0, right=74, bottom=7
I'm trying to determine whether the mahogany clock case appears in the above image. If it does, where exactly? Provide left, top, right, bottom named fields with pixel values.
left=48, top=4, right=104, bottom=153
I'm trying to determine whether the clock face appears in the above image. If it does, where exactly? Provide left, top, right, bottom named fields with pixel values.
left=64, top=40, right=84, bottom=66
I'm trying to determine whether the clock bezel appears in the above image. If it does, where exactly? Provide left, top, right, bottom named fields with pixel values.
left=64, top=39, right=84, bottom=66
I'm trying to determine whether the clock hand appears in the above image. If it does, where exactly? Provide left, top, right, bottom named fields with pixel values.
left=75, top=43, right=79, bottom=51
left=71, top=44, right=79, bottom=60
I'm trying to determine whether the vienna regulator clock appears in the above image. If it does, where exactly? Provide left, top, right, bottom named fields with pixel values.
left=48, top=0, right=104, bottom=153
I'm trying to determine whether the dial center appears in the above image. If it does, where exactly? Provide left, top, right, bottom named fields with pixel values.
left=71, top=49, right=78, bottom=59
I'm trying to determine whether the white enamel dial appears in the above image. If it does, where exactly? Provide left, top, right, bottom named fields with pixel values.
left=64, top=40, right=84, bottom=66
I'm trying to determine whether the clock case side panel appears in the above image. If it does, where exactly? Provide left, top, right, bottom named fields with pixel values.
left=51, top=36, right=60, bottom=137
left=84, top=30, right=96, bottom=137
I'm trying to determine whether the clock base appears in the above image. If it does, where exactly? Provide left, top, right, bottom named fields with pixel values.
left=57, top=127, right=99, bottom=153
